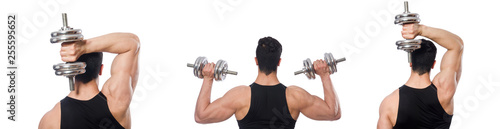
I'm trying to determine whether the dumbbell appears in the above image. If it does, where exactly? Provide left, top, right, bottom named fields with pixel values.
left=187, top=56, right=238, bottom=81
left=50, top=13, right=86, bottom=91
left=294, top=53, right=346, bottom=79
left=394, top=1, right=422, bottom=63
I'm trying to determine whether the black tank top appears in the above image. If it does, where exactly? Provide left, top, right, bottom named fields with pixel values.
left=60, top=92, right=125, bottom=129
left=393, top=84, right=453, bottom=129
left=237, top=83, right=296, bottom=129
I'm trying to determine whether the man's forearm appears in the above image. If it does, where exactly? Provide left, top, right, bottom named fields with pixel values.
left=84, top=33, right=140, bottom=54
left=195, top=79, right=214, bottom=119
left=320, top=75, right=340, bottom=117
left=420, top=25, right=464, bottom=50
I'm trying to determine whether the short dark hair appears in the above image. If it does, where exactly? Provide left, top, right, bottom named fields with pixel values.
left=75, top=52, right=103, bottom=83
left=411, top=39, right=437, bottom=75
left=256, top=37, right=282, bottom=75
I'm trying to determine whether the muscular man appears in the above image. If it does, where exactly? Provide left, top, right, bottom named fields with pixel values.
left=377, top=23, right=463, bottom=129
left=195, top=37, right=341, bottom=129
left=39, top=33, right=140, bottom=129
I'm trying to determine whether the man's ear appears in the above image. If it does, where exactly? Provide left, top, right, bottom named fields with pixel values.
left=255, top=57, right=258, bottom=65
left=431, top=60, right=436, bottom=69
left=99, top=64, right=103, bottom=76
left=410, top=62, right=412, bottom=68
left=278, top=58, right=281, bottom=66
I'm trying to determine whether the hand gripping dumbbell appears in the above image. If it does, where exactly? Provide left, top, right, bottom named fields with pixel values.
left=294, top=53, right=346, bottom=79
left=50, top=13, right=86, bottom=91
left=394, top=1, right=422, bottom=63
left=187, top=56, right=238, bottom=81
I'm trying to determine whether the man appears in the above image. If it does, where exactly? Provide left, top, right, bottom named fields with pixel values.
left=39, top=33, right=140, bottom=129
left=195, top=37, right=341, bottom=129
left=377, top=23, right=463, bottom=129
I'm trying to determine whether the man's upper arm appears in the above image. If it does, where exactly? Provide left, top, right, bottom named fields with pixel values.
left=195, top=86, right=249, bottom=123
left=433, top=39, right=463, bottom=102
left=288, top=86, right=338, bottom=120
left=437, top=44, right=463, bottom=82
left=101, top=34, right=140, bottom=97
left=99, top=33, right=140, bottom=118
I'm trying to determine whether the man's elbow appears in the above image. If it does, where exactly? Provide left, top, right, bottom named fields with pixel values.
left=123, top=33, right=141, bottom=53
left=322, top=110, right=341, bottom=121
left=332, top=111, right=341, bottom=120
left=194, top=116, right=204, bottom=124
left=456, top=36, right=464, bottom=51
left=194, top=113, right=210, bottom=124
left=328, top=111, right=342, bottom=121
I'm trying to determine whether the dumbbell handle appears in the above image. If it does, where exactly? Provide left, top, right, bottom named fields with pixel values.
left=224, top=70, right=238, bottom=75
left=335, top=58, right=346, bottom=63
left=62, top=13, right=68, bottom=27
left=294, top=57, right=346, bottom=75
left=187, top=63, right=238, bottom=75
left=404, top=1, right=409, bottom=13
left=68, top=75, right=76, bottom=91
left=294, top=70, right=306, bottom=75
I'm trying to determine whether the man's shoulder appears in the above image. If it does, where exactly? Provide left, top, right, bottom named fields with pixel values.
left=225, top=85, right=251, bottom=109
left=286, top=85, right=306, bottom=92
left=385, top=89, right=399, bottom=102
left=39, top=102, right=61, bottom=129
left=226, top=85, right=251, bottom=96
left=232, top=85, right=250, bottom=90
left=380, top=89, right=399, bottom=114
left=286, top=85, right=308, bottom=96
left=285, top=85, right=310, bottom=104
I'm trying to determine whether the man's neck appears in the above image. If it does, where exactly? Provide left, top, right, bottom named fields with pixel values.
left=405, top=71, right=432, bottom=89
left=67, top=80, right=100, bottom=100
left=254, top=71, right=280, bottom=86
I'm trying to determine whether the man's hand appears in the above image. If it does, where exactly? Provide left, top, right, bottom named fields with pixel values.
left=314, top=59, right=330, bottom=78
left=401, top=23, right=422, bottom=39
left=60, top=41, right=86, bottom=62
left=202, top=63, right=215, bottom=80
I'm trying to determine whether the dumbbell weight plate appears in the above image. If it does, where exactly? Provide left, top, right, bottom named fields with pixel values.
left=324, top=53, right=336, bottom=74
left=396, top=39, right=422, bottom=52
left=395, top=13, right=419, bottom=19
left=55, top=69, right=86, bottom=76
left=395, top=13, right=419, bottom=24
left=50, top=13, right=84, bottom=44
left=214, top=60, right=228, bottom=81
left=50, top=34, right=84, bottom=44
left=53, top=62, right=86, bottom=70
left=303, top=58, right=315, bottom=79
left=53, top=62, right=86, bottom=76
left=193, top=57, right=208, bottom=79
left=394, top=1, right=420, bottom=25
left=394, top=17, right=420, bottom=25
left=51, top=29, right=82, bottom=37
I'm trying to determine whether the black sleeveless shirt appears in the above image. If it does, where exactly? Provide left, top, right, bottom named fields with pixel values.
left=237, top=83, right=297, bottom=129
left=60, top=92, right=125, bottom=129
left=393, top=84, right=453, bottom=129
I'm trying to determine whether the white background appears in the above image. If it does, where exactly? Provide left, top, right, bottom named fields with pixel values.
left=1, top=0, right=499, bottom=128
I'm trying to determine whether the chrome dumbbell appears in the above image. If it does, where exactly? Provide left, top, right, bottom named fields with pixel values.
left=294, top=53, right=346, bottom=79
left=187, top=56, right=238, bottom=81
left=50, top=13, right=86, bottom=91
left=394, top=1, right=422, bottom=63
